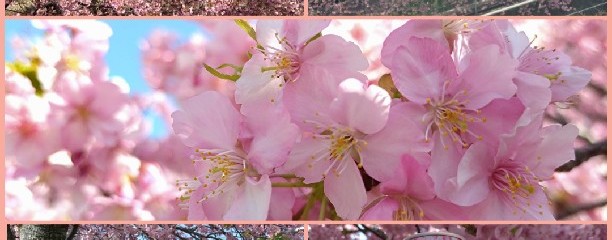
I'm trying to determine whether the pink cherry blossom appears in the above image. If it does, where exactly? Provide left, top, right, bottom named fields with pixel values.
left=468, top=20, right=591, bottom=105
left=235, top=20, right=368, bottom=105
left=361, top=154, right=466, bottom=220
left=4, top=19, right=599, bottom=221
left=53, top=79, right=131, bottom=151
left=430, top=114, right=578, bottom=220
left=5, top=95, right=60, bottom=169
left=387, top=35, right=518, bottom=149
left=282, top=78, right=432, bottom=220
left=172, top=91, right=298, bottom=220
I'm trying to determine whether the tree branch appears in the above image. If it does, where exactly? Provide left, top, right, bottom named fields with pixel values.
left=556, top=139, right=607, bottom=172
left=355, top=224, right=388, bottom=240
left=7, top=225, right=16, bottom=240
left=66, top=224, right=80, bottom=240
left=556, top=199, right=607, bottom=219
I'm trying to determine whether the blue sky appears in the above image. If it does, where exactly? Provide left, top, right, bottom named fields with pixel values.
left=5, top=20, right=208, bottom=138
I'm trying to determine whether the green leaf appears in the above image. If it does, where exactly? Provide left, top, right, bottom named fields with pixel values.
left=378, top=73, right=402, bottom=99
left=234, top=19, right=257, bottom=42
left=204, top=63, right=240, bottom=82
left=305, top=32, right=322, bottom=46
left=216, top=63, right=243, bottom=73
left=7, top=61, right=44, bottom=96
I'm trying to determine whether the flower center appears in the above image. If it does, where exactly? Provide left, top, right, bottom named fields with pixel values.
left=64, top=54, right=81, bottom=72
left=176, top=148, right=249, bottom=208
left=305, top=125, right=367, bottom=178
left=329, top=133, right=359, bottom=161
left=491, top=162, right=547, bottom=216
left=76, top=106, right=90, bottom=120
left=424, top=81, right=485, bottom=148
left=260, top=33, right=301, bottom=82
left=392, top=196, right=425, bottom=221
left=543, top=72, right=563, bottom=83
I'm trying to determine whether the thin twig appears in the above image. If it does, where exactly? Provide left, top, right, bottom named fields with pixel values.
left=556, top=199, right=607, bottom=219
left=355, top=224, right=388, bottom=240
left=555, top=139, right=607, bottom=172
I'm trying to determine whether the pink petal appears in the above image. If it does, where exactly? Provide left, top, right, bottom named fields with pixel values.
left=330, top=78, right=390, bottom=134
left=419, top=198, right=469, bottom=220
left=63, top=120, right=90, bottom=151
left=467, top=21, right=508, bottom=53
left=171, top=91, right=241, bottom=150
left=399, top=153, right=436, bottom=200
left=454, top=44, right=518, bottom=110
left=469, top=188, right=554, bottom=220
left=381, top=20, right=447, bottom=67
left=496, top=21, right=531, bottom=59
left=428, top=132, right=463, bottom=202
left=528, top=124, right=578, bottom=178
left=283, top=67, right=339, bottom=131
left=361, top=102, right=431, bottom=182
left=187, top=187, right=208, bottom=220
left=301, top=34, right=368, bottom=73
left=89, top=81, right=128, bottom=118
left=551, top=66, right=591, bottom=102
left=514, top=72, right=551, bottom=110
left=324, top=160, right=367, bottom=220
left=223, top=175, right=272, bottom=220
left=235, top=53, right=284, bottom=105
left=379, top=153, right=435, bottom=201
left=467, top=97, right=525, bottom=148
left=391, top=37, right=458, bottom=104
left=282, top=20, right=331, bottom=46
left=285, top=136, right=332, bottom=184
left=360, top=197, right=398, bottom=220
left=243, top=103, right=299, bottom=174
left=496, top=113, right=544, bottom=163
left=267, top=179, right=296, bottom=220
left=465, top=192, right=507, bottom=220
left=191, top=185, right=234, bottom=220
left=520, top=188, right=555, bottom=220
left=256, top=20, right=284, bottom=51
left=452, top=142, right=495, bottom=206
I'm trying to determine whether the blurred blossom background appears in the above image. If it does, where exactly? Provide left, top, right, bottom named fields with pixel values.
left=4, top=19, right=606, bottom=220
left=308, top=224, right=607, bottom=239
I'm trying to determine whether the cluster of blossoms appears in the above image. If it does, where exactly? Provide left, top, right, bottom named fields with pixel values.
left=173, top=19, right=592, bottom=220
left=5, top=20, right=183, bottom=220
left=511, top=19, right=608, bottom=220
left=308, top=224, right=607, bottom=240
left=5, top=20, right=257, bottom=220
left=5, top=0, right=303, bottom=16
left=5, top=19, right=602, bottom=221
left=307, top=0, right=592, bottom=16
left=11, top=224, right=303, bottom=240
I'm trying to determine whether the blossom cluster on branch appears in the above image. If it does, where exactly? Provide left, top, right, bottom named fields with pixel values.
left=172, top=19, right=595, bottom=220
left=9, top=224, right=303, bottom=240
left=5, top=0, right=303, bottom=16
left=308, top=0, right=605, bottom=16
left=308, top=224, right=606, bottom=240
left=4, top=19, right=606, bottom=221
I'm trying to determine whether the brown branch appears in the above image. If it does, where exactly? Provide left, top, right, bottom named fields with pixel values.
left=66, top=224, right=79, bottom=240
left=556, top=139, right=607, bottom=172
left=556, top=199, right=607, bottom=219
left=355, top=224, right=388, bottom=240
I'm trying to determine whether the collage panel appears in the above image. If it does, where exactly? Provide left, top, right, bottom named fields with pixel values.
left=308, top=0, right=607, bottom=16
left=307, top=224, right=607, bottom=239
left=4, top=0, right=304, bottom=16
left=8, top=224, right=305, bottom=239
left=4, top=18, right=606, bottom=222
